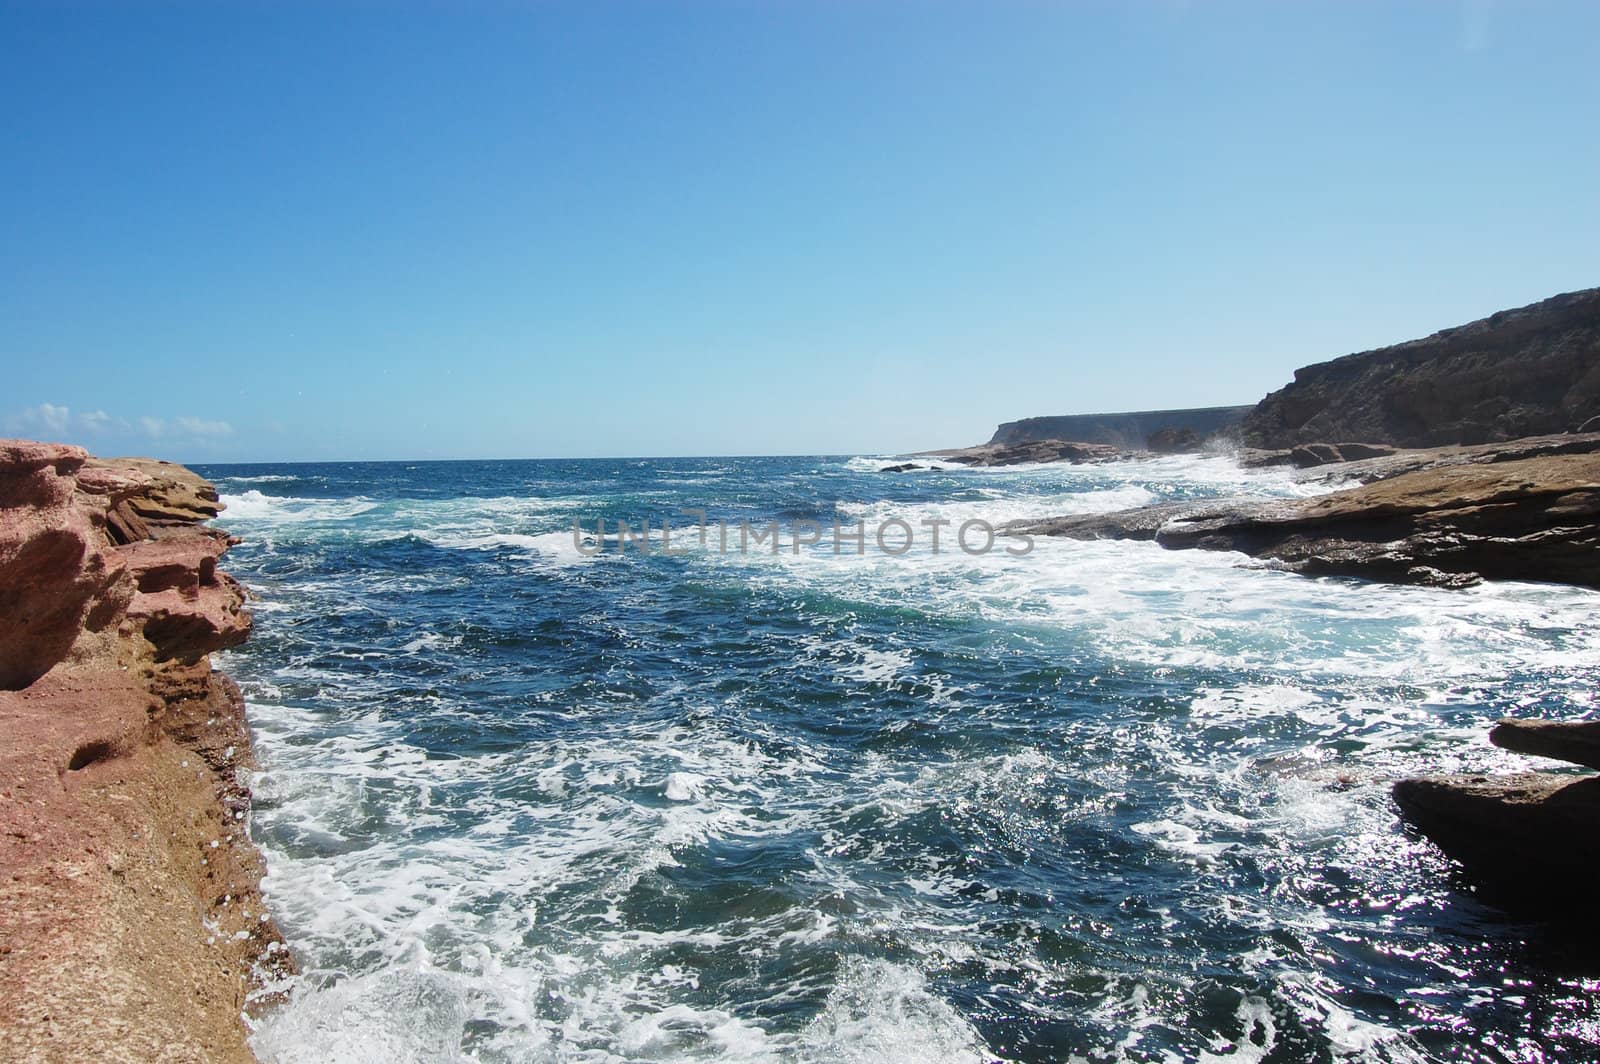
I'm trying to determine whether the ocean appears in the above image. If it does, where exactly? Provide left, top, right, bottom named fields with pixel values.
left=195, top=453, right=1600, bottom=1063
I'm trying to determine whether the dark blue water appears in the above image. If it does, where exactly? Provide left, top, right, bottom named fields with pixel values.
left=198, top=454, right=1600, bottom=1063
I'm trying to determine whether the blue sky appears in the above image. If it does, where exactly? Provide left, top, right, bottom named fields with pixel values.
left=3, top=1, right=1597, bottom=461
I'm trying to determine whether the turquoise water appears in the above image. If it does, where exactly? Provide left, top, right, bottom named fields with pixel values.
left=198, top=453, right=1600, bottom=1063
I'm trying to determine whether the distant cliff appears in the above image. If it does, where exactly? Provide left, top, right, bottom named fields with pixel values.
left=1242, top=288, right=1600, bottom=448
left=988, top=406, right=1252, bottom=450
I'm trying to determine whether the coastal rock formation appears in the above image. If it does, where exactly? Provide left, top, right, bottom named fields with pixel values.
left=1146, top=427, right=1202, bottom=453
left=1288, top=442, right=1397, bottom=468
left=1392, top=772, right=1599, bottom=912
left=1268, top=431, right=1600, bottom=485
left=989, top=405, right=1252, bottom=450
left=1487, top=718, right=1600, bottom=772
left=1394, top=718, right=1600, bottom=914
left=1242, top=287, right=1600, bottom=448
left=939, top=439, right=1126, bottom=467
left=0, top=440, right=287, bottom=1063
left=0, top=442, right=128, bottom=690
left=1009, top=445, right=1600, bottom=589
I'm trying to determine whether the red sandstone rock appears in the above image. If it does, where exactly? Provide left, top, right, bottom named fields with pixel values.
left=83, top=455, right=223, bottom=523
left=0, top=439, right=287, bottom=1064
left=0, top=441, right=131, bottom=689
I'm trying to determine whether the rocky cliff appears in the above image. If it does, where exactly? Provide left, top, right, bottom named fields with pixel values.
left=1241, top=287, right=1600, bottom=448
left=988, top=406, right=1252, bottom=450
left=0, top=441, right=288, bottom=1063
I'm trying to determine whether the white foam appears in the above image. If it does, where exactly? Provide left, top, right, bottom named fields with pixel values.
left=222, top=490, right=377, bottom=523
left=1198, top=995, right=1278, bottom=1064
left=664, top=772, right=705, bottom=802
left=400, top=631, right=460, bottom=654
left=250, top=969, right=468, bottom=1063
left=796, top=958, right=988, bottom=1063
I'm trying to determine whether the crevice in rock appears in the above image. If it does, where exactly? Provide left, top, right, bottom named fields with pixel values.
left=67, top=739, right=117, bottom=772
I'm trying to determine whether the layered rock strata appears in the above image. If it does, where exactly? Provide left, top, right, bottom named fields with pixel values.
left=988, top=406, right=1252, bottom=449
left=935, top=439, right=1127, bottom=467
left=1241, top=287, right=1600, bottom=448
left=1394, top=719, right=1600, bottom=914
left=1007, top=441, right=1600, bottom=589
left=0, top=441, right=288, bottom=1063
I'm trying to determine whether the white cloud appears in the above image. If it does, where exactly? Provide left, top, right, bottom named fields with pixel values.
left=173, top=416, right=234, bottom=438
left=38, top=402, right=71, bottom=433
left=5, top=404, right=236, bottom=448
left=6, top=402, right=79, bottom=437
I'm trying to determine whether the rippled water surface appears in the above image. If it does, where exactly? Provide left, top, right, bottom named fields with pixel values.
left=197, top=454, right=1600, bottom=1063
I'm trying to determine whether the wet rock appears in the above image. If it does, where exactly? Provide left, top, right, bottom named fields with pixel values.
left=1290, top=443, right=1345, bottom=468
left=942, top=438, right=1127, bottom=467
left=1489, top=718, right=1600, bottom=771
left=1005, top=500, right=1255, bottom=542
left=1289, top=442, right=1399, bottom=468
left=1393, top=772, right=1600, bottom=912
left=1013, top=447, right=1600, bottom=589
left=1235, top=448, right=1296, bottom=468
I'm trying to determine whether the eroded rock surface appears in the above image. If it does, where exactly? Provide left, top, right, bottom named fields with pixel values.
left=1394, top=716, right=1600, bottom=916
left=1392, top=772, right=1600, bottom=912
left=940, top=438, right=1127, bottom=467
left=1242, top=287, right=1600, bottom=448
left=0, top=440, right=289, bottom=1063
left=1488, top=718, right=1600, bottom=772
left=1010, top=448, right=1600, bottom=589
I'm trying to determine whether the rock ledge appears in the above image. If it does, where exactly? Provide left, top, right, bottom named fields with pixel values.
left=0, top=440, right=289, bottom=1063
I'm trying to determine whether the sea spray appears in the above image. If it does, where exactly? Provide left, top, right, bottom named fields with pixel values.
left=205, top=453, right=1600, bottom=1062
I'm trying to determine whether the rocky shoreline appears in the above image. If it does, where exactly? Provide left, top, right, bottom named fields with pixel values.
left=0, top=441, right=287, bottom=1063
left=941, top=288, right=1600, bottom=922
left=1393, top=719, right=1600, bottom=916
left=1005, top=432, right=1600, bottom=590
